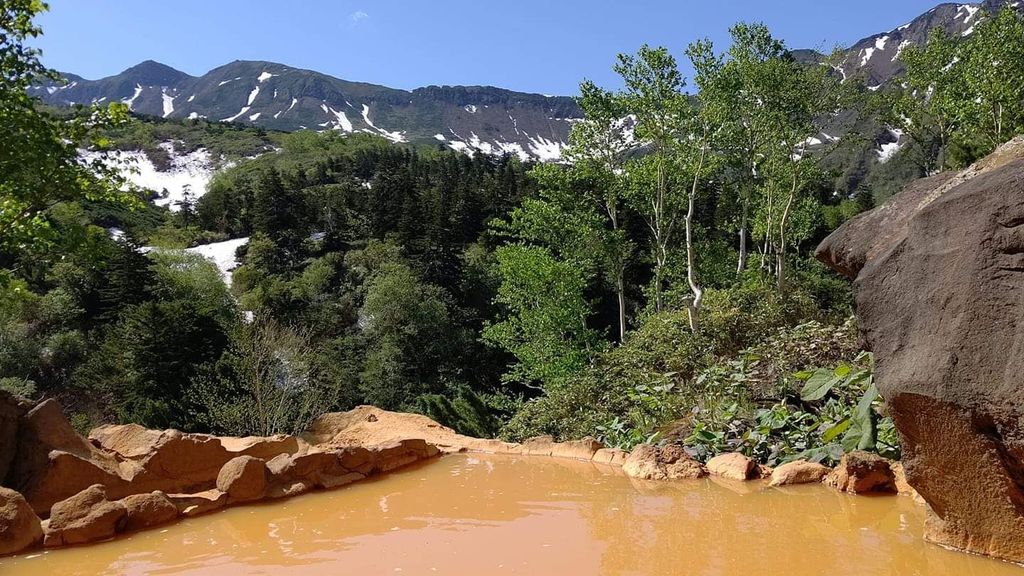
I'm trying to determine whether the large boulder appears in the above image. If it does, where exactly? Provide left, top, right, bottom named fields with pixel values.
left=8, top=400, right=129, bottom=515
left=815, top=137, right=1024, bottom=562
left=0, top=487, right=42, bottom=555
left=216, top=456, right=268, bottom=503
left=44, top=484, right=126, bottom=547
left=623, top=444, right=707, bottom=480
left=89, top=425, right=233, bottom=495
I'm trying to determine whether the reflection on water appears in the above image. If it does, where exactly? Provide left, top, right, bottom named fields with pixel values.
left=2, top=453, right=1021, bottom=575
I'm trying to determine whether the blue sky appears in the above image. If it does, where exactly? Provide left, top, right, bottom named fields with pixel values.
left=36, top=1, right=942, bottom=95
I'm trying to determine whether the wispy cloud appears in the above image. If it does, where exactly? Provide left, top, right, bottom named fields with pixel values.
left=349, top=10, right=369, bottom=26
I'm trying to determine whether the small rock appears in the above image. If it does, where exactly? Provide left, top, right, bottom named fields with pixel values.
left=267, top=481, right=312, bottom=499
left=216, top=456, right=268, bottom=503
left=824, top=451, right=896, bottom=494
left=121, top=491, right=178, bottom=532
left=623, top=444, right=707, bottom=480
left=45, top=484, right=127, bottom=547
left=707, top=453, right=757, bottom=481
left=167, top=489, right=228, bottom=517
left=592, top=448, right=629, bottom=466
left=768, top=460, right=831, bottom=487
left=0, top=487, right=43, bottom=555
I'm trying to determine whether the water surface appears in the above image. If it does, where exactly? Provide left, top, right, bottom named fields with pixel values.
left=3, top=453, right=1020, bottom=575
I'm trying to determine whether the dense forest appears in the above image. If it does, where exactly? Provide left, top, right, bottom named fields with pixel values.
left=4, top=2, right=1024, bottom=466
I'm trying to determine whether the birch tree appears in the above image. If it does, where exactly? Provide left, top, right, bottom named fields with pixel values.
left=615, top=45, right=687, bottom=314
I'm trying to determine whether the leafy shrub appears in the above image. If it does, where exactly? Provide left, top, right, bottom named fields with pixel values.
left=687, top=353, right=899, bottom=466
left=0, top=377, right=37, bottom=400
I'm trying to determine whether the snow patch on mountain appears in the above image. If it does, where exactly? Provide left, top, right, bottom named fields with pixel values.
left=220, top=106, right=249, bottom=122
left=527, top=134, right=565, bottom=162
left=361, top=104, right=406, bottom=142
left=878, top=128, right=906, bottom=163
left=247, top=86, right=260, bottom=106
left=123, top=84, right=143, bottom=110
left=81, top=142, right=216, bottom=211
left=161, top=90, right=175, bottom=118
left=185, top=237, right=250, bottom=285
left=257, top=71, right=275, bottom=82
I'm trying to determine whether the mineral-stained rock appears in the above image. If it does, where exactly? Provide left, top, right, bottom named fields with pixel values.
left=337, top=446, right=377, bottom=476
left=216, top=456, right=268, bottom=503
left=592, top=448, right=629, bottom=466
left=120, top=491, right=178, bottom=532
left=890, top=461, right=917, bottom=497
left=90, top=425, right=233, bottom=495
left=0, top=487, right=43, bottom=555
left=706, top=453, right=757, bottom=481
left=520, top=436, right=557, bottom=456
left=623, top=444, right=707, bottom=480
left=9, top=401, right=129, bottom=515
left=267, top=451, right=344, bottom=489
left=371, top=439, right=439, bottom=473
left=220, top=434, right=302, bottom=461
left=825, top=451, right=896, bottom=494
left=768, top=460, right=831, bottom=487
left=267, top=481, right=312, bottom=499
left=551, top=437, right=604, bottom=461
left=166, top=489, right=228, bottom=517
left=319, top=472, right=365, bottom=489
left=815, top=137, right=1024, bottom=562
left=45, top=484, right=126, bottom=547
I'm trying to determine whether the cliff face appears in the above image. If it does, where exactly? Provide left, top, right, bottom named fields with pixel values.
left=816, top=136, right=1024, bottom=563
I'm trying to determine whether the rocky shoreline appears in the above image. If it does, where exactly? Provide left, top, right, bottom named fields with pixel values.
left=0, top=390, right=919, bottom=558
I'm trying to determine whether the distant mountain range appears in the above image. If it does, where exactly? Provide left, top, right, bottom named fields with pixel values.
left=30, top=0, right=1024, bottom=162
left=33, top=60, right=580, bottom=161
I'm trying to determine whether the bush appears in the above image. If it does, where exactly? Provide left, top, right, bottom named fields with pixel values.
left=0, top=377, right=37, bottom=400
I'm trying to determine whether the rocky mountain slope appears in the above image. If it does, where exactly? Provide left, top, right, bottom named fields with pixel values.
left=834, top=0, right=1023, bottom=88
left=32, top=60, right=579, bottom=161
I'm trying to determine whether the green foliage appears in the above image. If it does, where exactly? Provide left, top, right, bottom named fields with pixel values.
left=3, top=9, right=879, bottom=458
left=417, top=386, right=502, bottom=438
left=484, top=244, right=605, bottom=389
left=686, top=351, right=899, bottom=466
left=0, top=1, right=139, bottom=252
left=0, top=376, right=36, bottom=400
left=896, top=7, right=1024, bottom=169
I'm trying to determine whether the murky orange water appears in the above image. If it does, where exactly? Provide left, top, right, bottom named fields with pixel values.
left=2, top=453, right=1021, bottom=575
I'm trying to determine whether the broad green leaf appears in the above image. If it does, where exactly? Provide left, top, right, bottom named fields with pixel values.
left=800, top=368, right=840, bottom=401
left=822, top=418, right=852, bottom=443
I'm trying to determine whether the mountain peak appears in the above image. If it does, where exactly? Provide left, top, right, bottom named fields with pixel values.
left=120, top=60, right=192, bottom=86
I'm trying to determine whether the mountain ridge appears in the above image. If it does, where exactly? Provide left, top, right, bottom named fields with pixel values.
left=33, top=58, right=579, bottom=161
left=31, top=0, right=1024, bottom=162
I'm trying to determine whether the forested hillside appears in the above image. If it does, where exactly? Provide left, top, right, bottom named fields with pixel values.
left=5, top=2, right=1024, bottom=466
